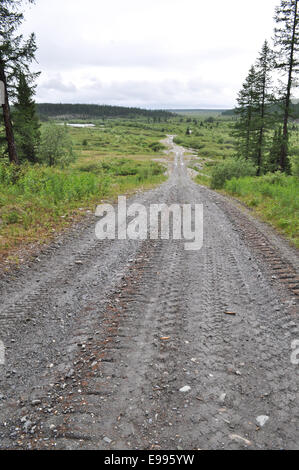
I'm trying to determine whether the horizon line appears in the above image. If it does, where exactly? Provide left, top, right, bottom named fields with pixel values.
left=35, top=102, right=234, bottom=111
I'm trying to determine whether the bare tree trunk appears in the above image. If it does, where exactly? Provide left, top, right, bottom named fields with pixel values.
left=245, top=107, right=252, bottom=160
left=257, top=75, right=266, bottom=176
left=280, top=0, right=297, bottom=173
left=0, top=63, right=19, bottom=165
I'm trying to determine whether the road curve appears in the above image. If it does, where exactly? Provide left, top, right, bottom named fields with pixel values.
left=0, top=137, right=298, bottom=450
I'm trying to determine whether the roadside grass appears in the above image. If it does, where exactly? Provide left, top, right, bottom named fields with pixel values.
left=0, top=160, right=166, bottom=262
left=225, top=174, right=299, bottom=248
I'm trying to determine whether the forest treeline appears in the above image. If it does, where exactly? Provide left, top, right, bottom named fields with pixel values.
left=35, top=103, right=174, bottom=121
left=222, top=101, right=299, bottom=118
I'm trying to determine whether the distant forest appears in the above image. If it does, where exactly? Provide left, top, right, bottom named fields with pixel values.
left=35, top=103, right=175, bottom=121
left=222, top=101, right=299, bottom=119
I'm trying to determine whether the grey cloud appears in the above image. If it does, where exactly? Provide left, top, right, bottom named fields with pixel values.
left=40, top=78, right=77, bottom=93
left=36, top=77, right=234, bottom=108
left=22, top=0, right=282, bottom=108
left=35, top=34, right=246, bottom=71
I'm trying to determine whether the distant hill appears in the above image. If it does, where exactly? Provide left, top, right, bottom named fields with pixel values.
left=35, top=103, right=174, bottom=121
left=168, top=109, right=229, bottom=116
left=222, top=101, right=299, bottom=119
left=221, top=109, right=236, bottom=116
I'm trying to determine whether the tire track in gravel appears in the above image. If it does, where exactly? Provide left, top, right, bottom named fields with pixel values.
left=0, top=136, right=298, bottom=450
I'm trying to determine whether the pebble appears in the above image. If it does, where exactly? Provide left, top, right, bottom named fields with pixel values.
left=179, top=386, right=191, bottom=393
left=103, top=437, right=112, bottom=444
left=66, top=369, right=75, bottom=378
left=256, top=415, right=269, bottom=427
left=31, top=400, right=42, bottom=406
left=23, top=420, right=32, bottom=433
left=220, top=393, right=227, bottom=403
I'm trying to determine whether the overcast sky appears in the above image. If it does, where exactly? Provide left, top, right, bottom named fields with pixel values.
left=21, top=0, right=281, bottom=109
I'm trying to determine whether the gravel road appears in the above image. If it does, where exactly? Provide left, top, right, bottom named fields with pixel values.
left=0, top=137, right=298, bottom=450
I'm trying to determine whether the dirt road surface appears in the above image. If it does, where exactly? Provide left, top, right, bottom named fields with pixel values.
left=0, top=137, right=298, bottom=450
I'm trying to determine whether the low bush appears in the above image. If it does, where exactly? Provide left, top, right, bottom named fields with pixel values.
left=210, top=158, right=257, bottom=189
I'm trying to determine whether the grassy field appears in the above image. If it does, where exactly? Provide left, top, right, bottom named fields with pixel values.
left=69, top=120, right=167, bottom=157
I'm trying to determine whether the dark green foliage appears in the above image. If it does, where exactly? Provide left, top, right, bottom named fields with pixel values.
left=205, top=117, right=215, bottom=124
left=149, top=142, right=165, bottom=152
left=268, top=127, right=284, bottom=173
left=221, top=109, right=237, bottom=116
left=39, top=123, right=75, bottom=168
left=210, top=158, right=257, bottom=189
left=253, top=41, right=275, bottom=175
left=222, top=101, right=299, bottom=119
left=234, top=12, right=298, bottom=176
left=234, top=44, right=274, bottom=174
left=35, top=103, right=174, bottom=121
left=13, top=72, right=40, bottom=163
left=234, top=66, right=260, bottom=163
left=0, top=0, right=38, bottom=164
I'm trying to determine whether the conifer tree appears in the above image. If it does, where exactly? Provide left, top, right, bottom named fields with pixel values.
left=0, top=0, right=37, bottom=164
left=13, top=72, right=40, bottom=162
left=274, top=0, right=298, bottom=173
left=234, top=66, right=260, bottom=163
left=254, top=40, right=275, bottom=175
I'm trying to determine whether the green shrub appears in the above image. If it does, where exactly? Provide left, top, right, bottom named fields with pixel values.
left=292, top=153, right=299, bottom=178
left=39, top=123, right=76, bottom=168
left=210, top=159, right=257, bottom=189
left=259, top=172, right=289, bottom=186
left=4, top=210, right=22, bottom=225
left=0, top=160, right=21, bottom=185
left=149, top=142, right=165, bottom=152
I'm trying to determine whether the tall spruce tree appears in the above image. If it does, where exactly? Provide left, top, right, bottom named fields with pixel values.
left=0, top=0, right=37, bottom=164
left=13, top=72, right=40, bottom=163
left=274, top=0, right=298, bottom=173
left=254, top=41, right=275, bottom=175
left=235, top=66, right=260, bottom=163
